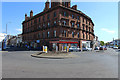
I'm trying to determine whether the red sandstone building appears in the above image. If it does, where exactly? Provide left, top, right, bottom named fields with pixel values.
left=22, top=0, right=95, bottom=51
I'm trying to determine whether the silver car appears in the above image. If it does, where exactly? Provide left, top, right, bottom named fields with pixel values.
left=69, top=46, right=81, bottom=52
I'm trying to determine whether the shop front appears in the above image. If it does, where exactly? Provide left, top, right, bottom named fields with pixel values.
left=49, top=40, right=79, bottom=51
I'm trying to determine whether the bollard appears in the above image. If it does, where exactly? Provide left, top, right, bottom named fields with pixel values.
left=44, top=46, right=47, bottom=53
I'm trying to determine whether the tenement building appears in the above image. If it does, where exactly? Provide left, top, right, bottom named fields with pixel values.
left=22, top=0, right=95, bottom=51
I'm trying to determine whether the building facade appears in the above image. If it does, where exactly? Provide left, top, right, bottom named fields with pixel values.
left=8, top=34, right=22, bottom=47
left=22, top=0, right=95, bottom=51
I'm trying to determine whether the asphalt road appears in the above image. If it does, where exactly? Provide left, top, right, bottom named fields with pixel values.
left=2, top=48, right=118, bottom=78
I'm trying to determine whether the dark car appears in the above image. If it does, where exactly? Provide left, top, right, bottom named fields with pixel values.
left=94, top=47, right=99, bottom=50
left=104, top=47, right=107, bottom=50
left=99, top=47, right=104, bottom=50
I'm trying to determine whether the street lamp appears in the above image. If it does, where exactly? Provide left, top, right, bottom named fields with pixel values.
left=6, top=22, right=11, bottom=34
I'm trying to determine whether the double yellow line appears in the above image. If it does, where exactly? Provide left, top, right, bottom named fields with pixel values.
left=0, top=51, right=8, bottom=53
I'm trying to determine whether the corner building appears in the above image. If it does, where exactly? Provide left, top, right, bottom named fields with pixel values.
left=22, top=0, right=95, bottom=51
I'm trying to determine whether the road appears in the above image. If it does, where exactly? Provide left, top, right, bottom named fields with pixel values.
left=2, top=48, right=118, bottom=78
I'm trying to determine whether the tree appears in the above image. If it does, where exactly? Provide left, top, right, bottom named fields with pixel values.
left=100, top=41, right=104, bottom=46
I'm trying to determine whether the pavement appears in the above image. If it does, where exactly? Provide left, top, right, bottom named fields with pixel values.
left=2, top=48, right=118, bottom=78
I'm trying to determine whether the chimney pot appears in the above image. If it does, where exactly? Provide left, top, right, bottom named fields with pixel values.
left=30, top=10, right=33, bottom=18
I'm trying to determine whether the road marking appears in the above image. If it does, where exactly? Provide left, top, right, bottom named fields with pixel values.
left=0, top=51, right=8, bottom=53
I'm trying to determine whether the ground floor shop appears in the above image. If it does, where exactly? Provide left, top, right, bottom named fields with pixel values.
left=23, top=39, right=93, bottom=51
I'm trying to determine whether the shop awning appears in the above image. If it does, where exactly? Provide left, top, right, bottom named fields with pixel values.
left=49, top=41, right=78, bottom=44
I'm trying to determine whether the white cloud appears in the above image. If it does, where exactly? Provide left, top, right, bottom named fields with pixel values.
left=101, top=28, right=115, bottom=34
left=16, top=29, right=22, bottom=32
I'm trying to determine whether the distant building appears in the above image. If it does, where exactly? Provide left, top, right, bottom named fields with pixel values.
left=108, top=39, right=120, bottom=47
left=8, top=34, right=22, bottom=47
left=1, top=34, right=13, bottom=50
left=22, top=0, right=95, bottom=51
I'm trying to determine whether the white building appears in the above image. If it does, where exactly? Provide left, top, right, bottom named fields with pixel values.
left=0, top=33, right=7, bottom=50
left=113, top=39, right=120, bottom=47
left=8, top=34, right=22, bottom=47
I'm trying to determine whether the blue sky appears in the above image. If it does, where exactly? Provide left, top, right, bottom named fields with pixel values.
left=2, top=2, right=118, bottom=42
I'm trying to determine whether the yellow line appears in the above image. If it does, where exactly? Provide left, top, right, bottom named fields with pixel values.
left=0, top=51, right=8, bottom=53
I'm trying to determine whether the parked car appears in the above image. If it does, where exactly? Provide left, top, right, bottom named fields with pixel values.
left=69, top=46, right=81, bottom=52
left=94, top=47, right=99, bottom=50
left=99, top=47, right=104, bottom=50
left=110, top=46, right=113, bottom=48
left=99, top=46, right=107, bottom=50
left=82, top=47, right=92, bottom=51
left=86, top=47, right=92, bottom=51
left=113, top=46, right=118, bottom=49
left=82, top=47, right=88, bottom=51
left=104, top=47, right=107, bottom=50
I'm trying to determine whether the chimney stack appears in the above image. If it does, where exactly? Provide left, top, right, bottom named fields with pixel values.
left=68, top=0, right=71, bottom=7
left=51, top=0, right=61, bottom=8
left=30, top=10, right=33, bottom=18
left=72, top=5, right=77, bottom=10
left=44, top=0, right=49, bottom=11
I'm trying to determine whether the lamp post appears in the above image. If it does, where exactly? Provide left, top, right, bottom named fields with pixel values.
left=6, top=22, right=11, bottom=34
